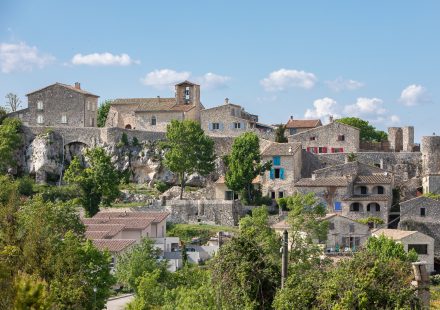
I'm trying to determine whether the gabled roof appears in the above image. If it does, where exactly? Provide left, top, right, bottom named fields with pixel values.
left=313, top=161, right=392, bottom=176
left=92, top=239, right=136, bottom=252
left=290, top=120, right=360, bottom=137
left=400, top=196, right=440, bottom=206
left=85, top=230, right=109, bottom=239
left=93, top=211, right=169, bottom=224
left=112, top=97, right=175, bottom=106
left=285, top=119, right=322, bottom=129
left=85, top=224, right=125, bottom=237
left=261, top=142, right=302, bottom=156
left=175, top=80, right=199, bottom=86
left=26, top=82, right=99, bottom=97
left=372, top=228, right=418, bottom=240
left=295, top=177, right=348, bottom=187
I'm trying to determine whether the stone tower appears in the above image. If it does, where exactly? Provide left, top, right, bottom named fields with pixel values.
left=388, top=127, right=403, bottom=152
left=175, top=80, right=201, bottom=107
left=421, top=135, right=440, bottom=194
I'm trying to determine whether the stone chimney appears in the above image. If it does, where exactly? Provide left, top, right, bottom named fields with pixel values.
left=290, top=115, right=293, bottom=120
left=224, top=98, right=229, bottom=104
left=74, top=82, right=81, bottom=89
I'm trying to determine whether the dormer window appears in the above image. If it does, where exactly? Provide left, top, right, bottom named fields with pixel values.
left=37, top=101, right=43, bottom=110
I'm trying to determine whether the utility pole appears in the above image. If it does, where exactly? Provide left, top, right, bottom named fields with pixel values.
left=281, top=229, right=288, bottom=288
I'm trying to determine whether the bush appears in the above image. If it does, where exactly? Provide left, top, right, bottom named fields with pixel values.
left=121, top=133, right=129, bottom=146
left=431, top=274, right=440, bottom=285
left=154, top=181, right=170, bottom=193
left=17, top=176, right=34, bottom=196
left=38, top=185, right=81, bottom=202
left=132, top=137, right=139, bottom=147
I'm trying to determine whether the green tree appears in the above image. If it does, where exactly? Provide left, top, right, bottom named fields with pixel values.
left=64, top=147, right=120, bottom=216
left=336, top=117, right=388, bottom=142
left=366, top=234, right=418, bottom=262
left=161, top=120, right=216, bottom=199
left=225, top=132, right=271, bottom=202
left=275, top=125, right=288, bottom=143
left=0, top=106, right=7, bottom=124
left=97, top=100, right=112, bottom=127
left=13, top=273, right=52, bottom=310
left=115, top=238, right=167, bottom=292
left=0, top=117, right=22, bottom=174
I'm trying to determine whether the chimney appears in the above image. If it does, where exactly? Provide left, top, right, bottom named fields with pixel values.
left=74, top=82, right=81, bottom=89
left=224, top=98, right=229, bottom=104
left=290, top=115, right=293, bottom=120
left=311, top=173, right=316, bottom=180
left=329, top=115, right=334, bottom=123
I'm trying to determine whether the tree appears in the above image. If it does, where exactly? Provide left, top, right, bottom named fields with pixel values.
left=5, top=93, right=22, bottom=112
left=275, top=125, right=288, bottom=143
left=0, top=117, right=22, bottom=174
left=0, top=106, right=7, bottom=124
left=161, top=120, right=216, bottom=199
left=366, top=234, right=418, bottom=262
left=97, top=100, right=112, bottom=127
left=225, top=132, right=271, bottom=203
left=336, top=117, right=388, bottom=142
left=64, top=147, right=120, bottom=216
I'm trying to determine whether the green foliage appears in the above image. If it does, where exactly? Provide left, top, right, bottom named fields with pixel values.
left=161, top=120, right=216, bottom=199
left=115, top=238, right=167, bottom=292
left=154, top=180, right=170, bottom=193
left=347, top=152, right=357, bottom=162
left=37, top=184, right=81, bottom=203
left=167, top=223, right=238, bottom=243
left=356, top=216, right=385, bottom=226
left=132, top=136, right=140, bottom=146
left=17, top=176, right=34, bottom=196
left=366, top=234, right=418, bottom=262
left=0, top=117, right=22, bottom=173
left=225, top=132, right=271, bottom=203
left=275, top=125, right=288, bottom=143
left=0, top=106, right=7, bottom=124
left=336, top=117, right=388, bottom=142
left=121, top=132, right=129, bottom=146
left=64, top=147, right=120, bottom=216
left=13, top=273, right=52, bottom=310
left=423, top=192, right=440, bottom=200
left=97, top=100, right=112, bottom=128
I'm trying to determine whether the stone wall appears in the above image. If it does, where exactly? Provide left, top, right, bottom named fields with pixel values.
left=165, top=200, right=244, bottom=226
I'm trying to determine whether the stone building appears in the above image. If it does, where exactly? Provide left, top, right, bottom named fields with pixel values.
left=24, top=82, right=99, bottom=127
left=200, top=98, right=274, bottom=138
left=295, top=161, right=394, bottom=223
left=400, top=196, right=440, bottom=224
left=260, top=142, right=302, bottom=199
left=388, top=126, right=415, bottom=152
left=285, top=116, right=322, bottom=135
left=288, top=120, right=360, bottom=153
left=372, top=228, right=435, bottom=273
left=421, top=135, right=440, bottom=194
left=105, top=80, right=204, bottom=131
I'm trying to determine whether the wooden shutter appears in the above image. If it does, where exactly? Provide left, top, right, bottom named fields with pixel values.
left=280, top=168, right=285, bottom=180
left=322, top=147, right=327, bottom=153
left=270, top=169, right=274, bottom=180
left=208, top=123, right=213, bottom=131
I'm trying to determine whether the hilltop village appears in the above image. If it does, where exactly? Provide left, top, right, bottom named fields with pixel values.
left=2, top=80, right=439, bottom=307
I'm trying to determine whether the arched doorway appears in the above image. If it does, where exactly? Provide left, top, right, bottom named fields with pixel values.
left=125, top=124, right=132, bottom=129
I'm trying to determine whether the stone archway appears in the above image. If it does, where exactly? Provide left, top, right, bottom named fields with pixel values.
left=125, top=124, right=132, bottom=129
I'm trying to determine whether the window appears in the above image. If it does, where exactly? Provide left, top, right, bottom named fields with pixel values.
left=332, top=148, right=344, bottom=153
left=319, top=147, right=328, bottom=153
left=367, top=203, right=380, bottom=212
left=350, top=203, right=361, bottom=212
left=270, top=168, right=284, bottom=180
left=151, top=116, right=157, bottom=126
left=37, top=101, right=43, bottom=110
left=420, top=207, right=426, bottom=217
left=271, top=191, right=276, bottom=199
left=349, top=224, right=355, bottom=233
left=225, top=191, right=234, bottom=200
left=273, top=156, right=281, bottom=166
left=329, top=222, right=335, bottom=230
left=212, top=123, right=220, bottom=130
left=376, top=186, right=384, bottom=194
left=289, top=128, right=297, bottom=135
left=408, top=244, right=428, bottom=255
left=61, top=114, right=67, bottom=124
left=274, top=168, right=280, bottom=179
left=360, top=186, right=368, bottom=195
left=309, top=136, right=316, bottom=141
left=337, top=135, right=345, bottom=141
left=334, top=201, right=342, bottom=211
left=90, top=117, right=94, bottom=127
left=92, top=102, right=96, bottom=112
left=278, top=191, right=284, bottom=198
left=87, top=101, right=90, bottom=111
left=234, top=122, right=241, bottom=129
left=342, top=236, right=360, bottom=248
left=37, top=114, right=44, bottom=124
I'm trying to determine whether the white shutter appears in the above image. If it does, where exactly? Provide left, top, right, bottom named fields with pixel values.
left=208, top=123, right=213, bottom=131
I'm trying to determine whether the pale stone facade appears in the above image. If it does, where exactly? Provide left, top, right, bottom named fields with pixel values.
left=323, top=214, right=370, bottom=251
left=25, top=82, right=99, bottom=127
left=285, top=116, right=322, bottom=135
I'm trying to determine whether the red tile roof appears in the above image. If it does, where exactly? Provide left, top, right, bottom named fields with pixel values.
left=26, top=82, right=99, bottom=97
left=285, top=119, right=322, bottom=129
left=93, top=211, right=169, bottom=224
left=85, top=224, right=125, bottom=237
left=92, top=239, right=136, bottom=252
left=295, top=177, right=348, bottom=187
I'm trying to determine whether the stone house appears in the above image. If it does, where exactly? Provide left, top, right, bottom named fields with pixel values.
left=400, top=196, right=440, bottom=224
left=105, top=80, right=203, bottom=131
left=214, top=175, right=260, bottom=200
left=260, top=142, right=302, bottom=199
left=295, top=161, right=394, bottom=223
left=289, top=120, right=360, bottom=154
left=372, top=228, right=435, bottom=273
left=285, top=116, right=322, bottom=135
left=200, top=98, right=274, bottom=138
left=25, top=82, right=99, bottom=127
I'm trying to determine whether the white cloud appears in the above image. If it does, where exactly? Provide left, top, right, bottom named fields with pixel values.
left=344, top=97, right=386, bottom=116
left=261, top=69, right=317, bottom=91
left=304, top=97, right=339, bottom=120
left=71, top=52, right=139, bottom=66
left=197, top=72, right=230, bottom=90
left=140, top=69, right=191, bottom=89
left=399, top=84, right=430, bottom=106
left=325, top=77, right=364, bottom=92
left=0, top=41, right=54, bottom=73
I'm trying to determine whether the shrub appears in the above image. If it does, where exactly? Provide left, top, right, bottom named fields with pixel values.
left=121, top=133, right=129, bottom=146
left=154, top=181, right=170, bottom=193
left=17, top=176, right=34, bottom=196
left=132, top=137, right=139, bottom=147
left=39, top=185, right=81, bottom=202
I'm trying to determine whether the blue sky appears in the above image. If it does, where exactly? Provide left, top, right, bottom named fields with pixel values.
left=0, top=1, right=439, bottom=141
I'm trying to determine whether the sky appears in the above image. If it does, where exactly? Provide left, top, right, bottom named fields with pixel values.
left=0, top=1, right=439, bottom=141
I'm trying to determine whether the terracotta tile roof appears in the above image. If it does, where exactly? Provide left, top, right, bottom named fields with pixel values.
left=85, top=224, right=125, bottom=237
left=175, top=80, right=199, bottom=86
left=92, top=239, right=136, bottom=252
left=261, top=142, right=302, bottom=156
left=285, top=119, right=321, bottom=129
left=85, top=230, right=109, bottom=239
left=93, top=211, right=169, bottom=224
left=26, top=82, right=99, bottom=97
left=342, top=194, right=389, bottom=201
left=169, top=104, right=195, bottom=112
left=295, top=177, right=348, bottom=187
left=271, top=220, right=289, bottom=229
left=84, top=217, right=153, bottom=230
left=372, top=228, right=417, bottom=240
left=355, top=175, right=392, bottom=184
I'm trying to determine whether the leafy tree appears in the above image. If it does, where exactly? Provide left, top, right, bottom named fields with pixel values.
left=64, top=147, right=120, bottom=216
left=161, top=120, right=216, bottom=199
left=115, top=238, right=167, bottom=292
left=275, top=125, right=288, bottom=143
left=13, top=273, right=52, bottom=310
left=225, top=132, right=271, bottom=202
left=336, top=117, right=388, bottom=142
left=0, top=106, right=7, bottom=124
left=366, top=234, right=418, bottom=262
left=0, top=117, right=22, bottom=174
left=356, top=216, right=384, bottom=227
left=97, top=100, right=112, bottom=127
left=5, top=93, right=22, bottom=112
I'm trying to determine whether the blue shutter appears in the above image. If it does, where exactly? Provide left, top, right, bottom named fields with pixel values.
left=273, top=156, right=281, bottom=166
left=219, top=123, right=224, bottom=130
left=208, top=123, right=213, bottom=131
left=242, top=122, right=246, bottom=129
left=270, top=169, right=274, bottom=180
left=230, top=123, right=234, bottom=130
left=334, top=201, right=342, bottom=211
left=280, top=168, right=285, bottom=180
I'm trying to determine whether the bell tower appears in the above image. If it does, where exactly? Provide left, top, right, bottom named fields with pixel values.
left=175, top=80, right=200, bottom=106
